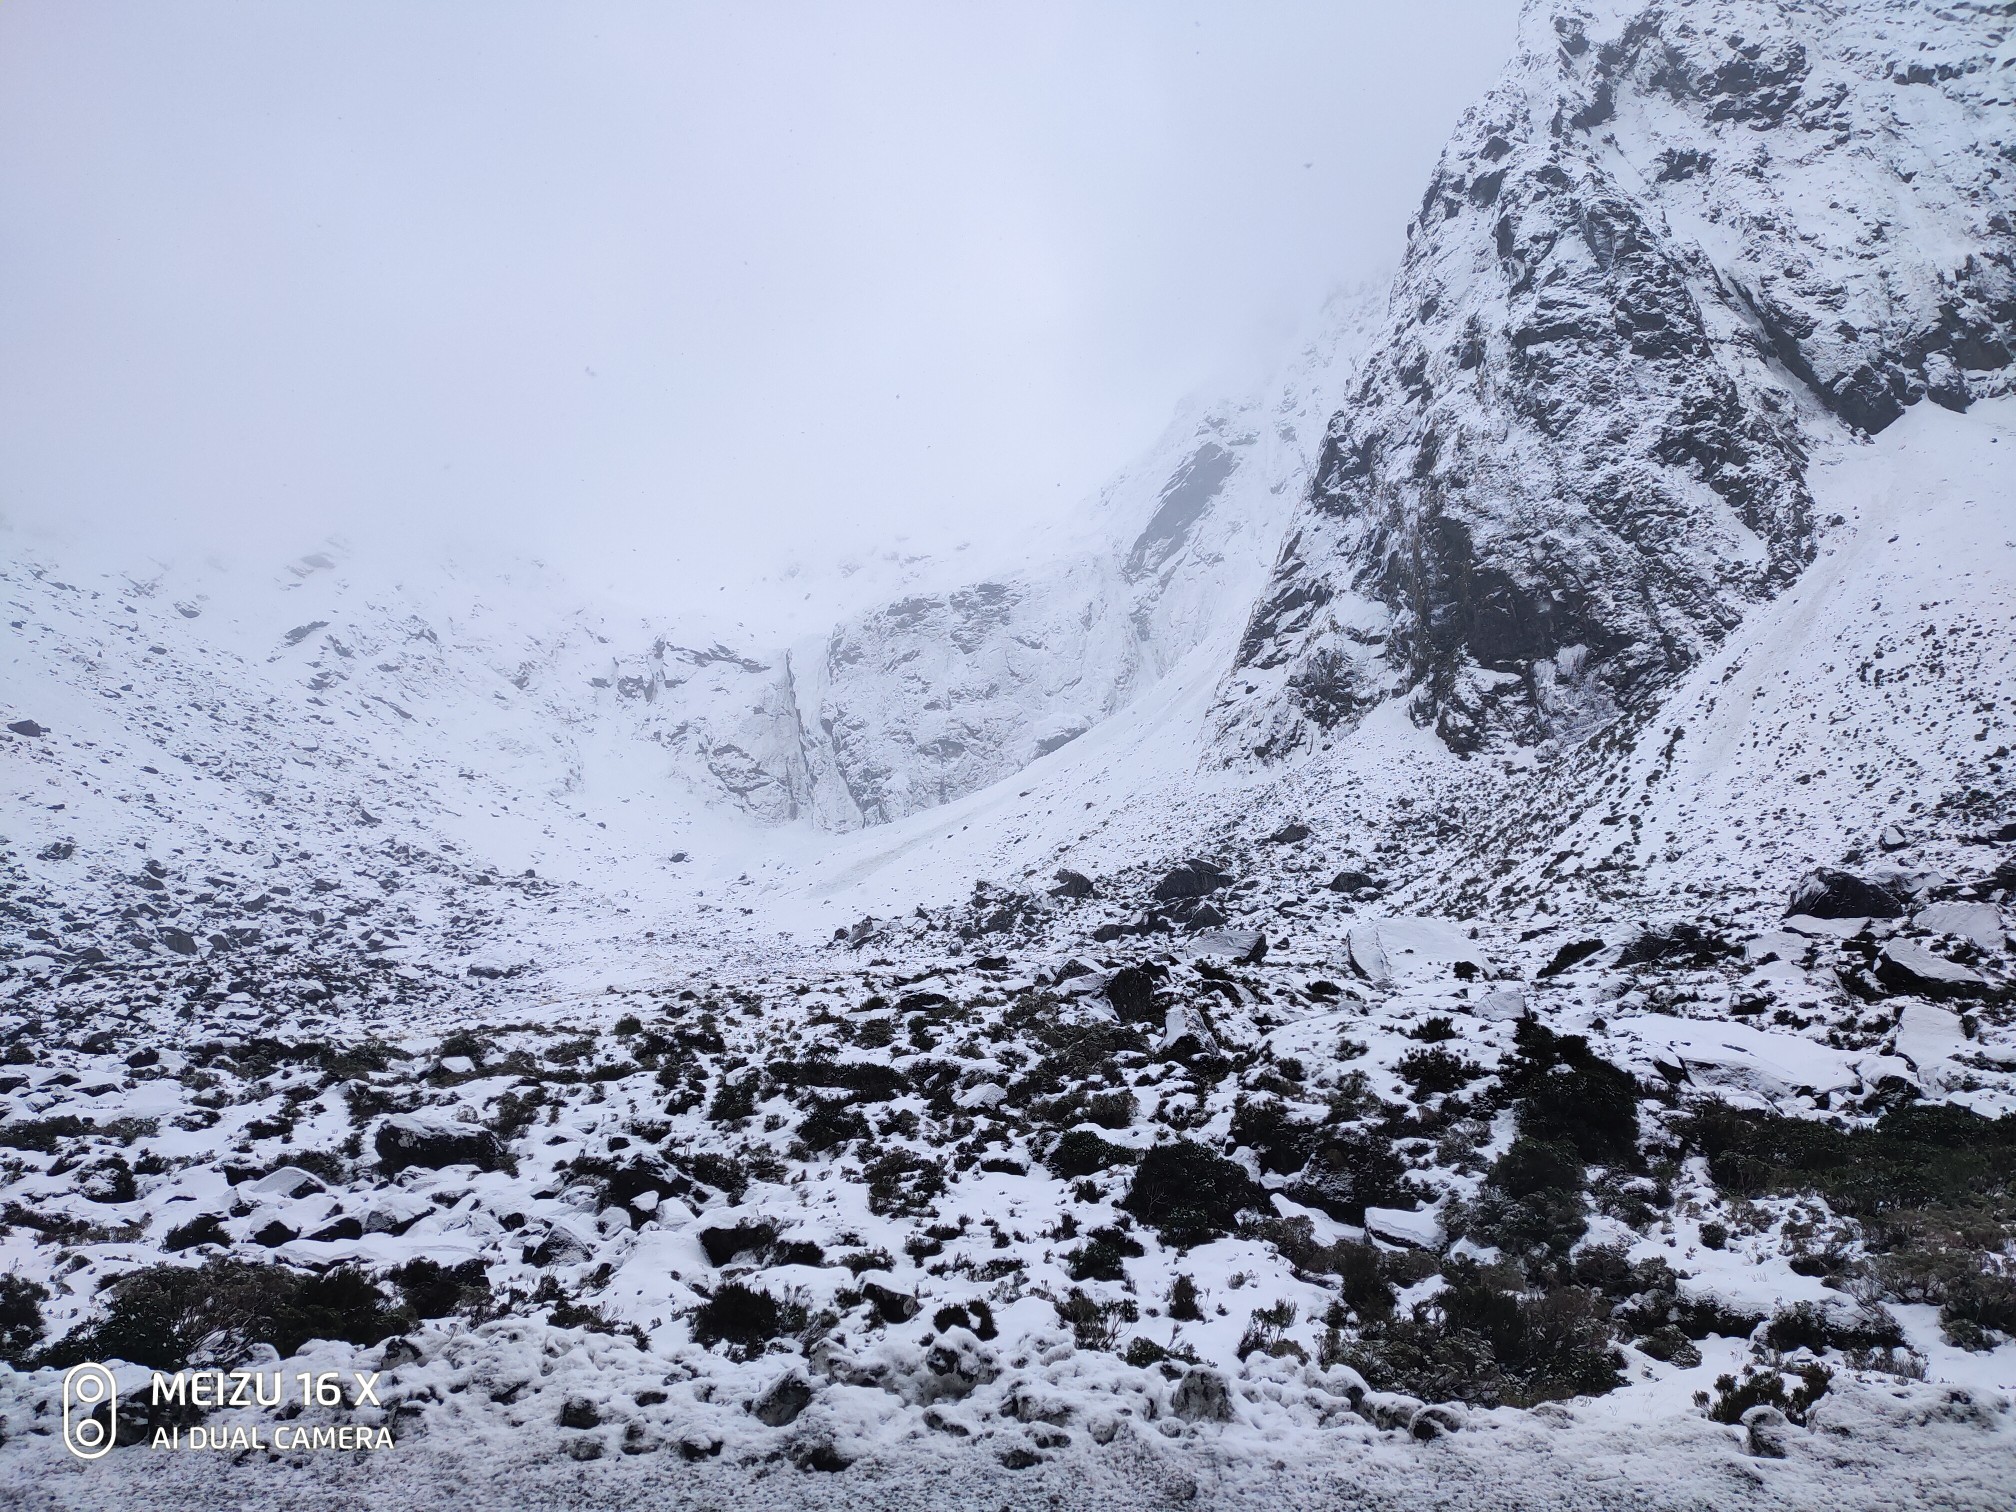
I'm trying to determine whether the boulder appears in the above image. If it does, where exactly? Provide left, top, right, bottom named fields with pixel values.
left=699, top=1219, right=777, bottom=1266
left=1914, top=901, right=2006, bottom=953
left=1176, top=901, right=1229, bottom=932
left=1877, top=941, right=1990, bottom=999
left=375, top=1116, right=510, bottom=1175
left=1741, top=1403, right=1790, bottom=1459
left=1153, top=860, right=1232, bottom=902
left=527, top=1224, right=595, bottom=1266
left=1050, top=869, right=1096, bottom=900
left=1325, top=869, right=1383, bottom=897
left=1170, top=1366, right=1235, bottom=1422
left=862, top=1280, right=919, bottom=1323
left=1409, top=1402, right=1466, bottom=1439
left=244, top=1165, right=324, bottom=1199
left=750, top=1371, right=813, bottom=1427
left=1786, top=868, right=1909, bottom=920
left=1266, top=822, right=1310, bottom=845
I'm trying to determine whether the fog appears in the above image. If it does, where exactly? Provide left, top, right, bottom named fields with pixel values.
left=0, top=2, right=1518, bottom=609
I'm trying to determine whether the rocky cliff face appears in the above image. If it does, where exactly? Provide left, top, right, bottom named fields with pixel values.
left=1214, top=0, right=2016, bottom=762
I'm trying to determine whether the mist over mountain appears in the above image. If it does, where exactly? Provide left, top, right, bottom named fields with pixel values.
left=3, top=4, right=2014, bottom=1508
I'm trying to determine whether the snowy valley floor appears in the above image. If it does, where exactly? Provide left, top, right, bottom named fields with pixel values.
left=2, top=409, right=2014, bottom=1507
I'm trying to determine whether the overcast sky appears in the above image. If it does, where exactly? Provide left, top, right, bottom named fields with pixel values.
left=0, top=2, right=1518, bottom=611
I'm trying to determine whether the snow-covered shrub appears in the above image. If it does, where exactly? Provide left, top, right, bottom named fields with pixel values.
left=1053, top=1288, right=1136, bottom=1352
left=863, top=1149, right=946, bottom=1217
left=42, top=1259, right=410, bottom=1370
left=1700, top=1362, right=1831, bottom=1426
left=690, top=1282, right=805, bottom=1359
left=1338, top=1258, right=1624, bottom=1408
left=1121, top=1140, right=1261, bottom=1247
left=0, top=1274, right=48, bottom=1364
left=1454, top=1137, right=1589, bottom=1259
left=1500, top=1022, right=1641, bottom=1167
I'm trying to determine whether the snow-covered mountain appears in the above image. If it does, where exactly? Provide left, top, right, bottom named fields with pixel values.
left=1215, top=0, right=2014, bottom=762
left=4, top=3, right=2016, bottom=1507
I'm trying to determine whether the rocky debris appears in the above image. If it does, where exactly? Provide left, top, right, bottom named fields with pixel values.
left=1616, top=924, right=1739, bottom=970
left=1152, top=860, right=1232, bottom=902
left=1266, top=822, right=1310, bottom=845
left=375, top=1117, right=510, bottom=1175
left=1050, top=869, right=1096, bottom=900
left=1788, top=869, right=1911, bottom=920
left=7, top=720, right=46, bottom=737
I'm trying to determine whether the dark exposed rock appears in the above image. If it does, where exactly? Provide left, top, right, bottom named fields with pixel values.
left=699, top=1220, right=778, bottom=1267
left=1787, top=868, right=1909, bottom=920
left=374, top=1117, right=510, bottom=1175
left=1175, top=902, right=1229, bottom=932
left=558, top=1396, right=601, bottom=1430
left=1326, top=870, right=1383, bottom=897
left=1616, top=923, right=1739, bottom=969
left=7, top=720, right=46, bottom=737
left=862, top=1280, right=919, bottom=1323
left=1537, top=939, right=1607, bottom=978
left=1266, top=822, right=1311, bottom=845
left=1876, top=941, right=1991, bottom=1000
left=156, top=928, right=199, bottom=956
left=1214, top=7, right=2011, bottom=762
left=1050, top=869, right=1096, bottom=900
left=1152, top=860, right=1232, bottom=902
